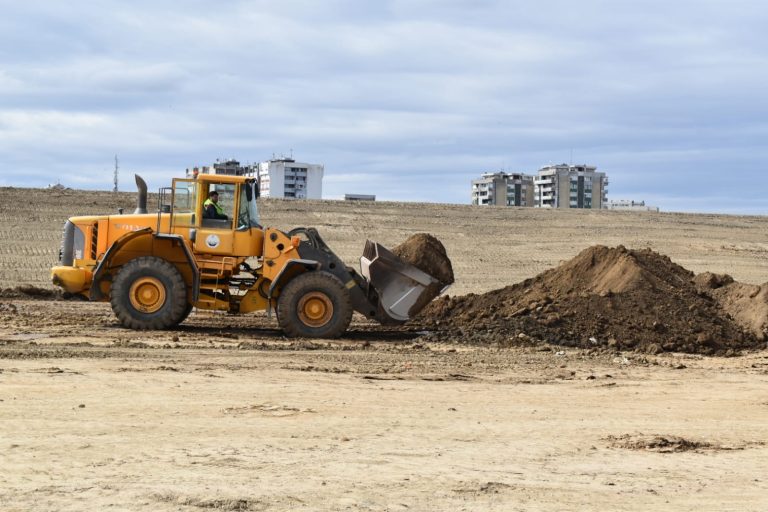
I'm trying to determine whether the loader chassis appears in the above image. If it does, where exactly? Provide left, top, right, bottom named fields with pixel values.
left=51, top=174, right=444, bottom=338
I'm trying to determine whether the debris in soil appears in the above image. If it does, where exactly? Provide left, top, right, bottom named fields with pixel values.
left=454, top=481, right=513, bottom=494
left=605, top=434, right=720, bottom=452
left=694, top=272, right=768, bottom=340
left=391, top=233, right=454, bottom=285
left=152, top=493, right=256, bottom=511
left=0, top=286, right=61, bottom=300
left=418, top=245, right=760, bottom=355
left=221, top=403, right=315, bottom=417
left=0, top=303, right=18, bottom=314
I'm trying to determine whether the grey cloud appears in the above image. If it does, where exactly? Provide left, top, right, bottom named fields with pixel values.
left=1, top=0, right=767, bottom=212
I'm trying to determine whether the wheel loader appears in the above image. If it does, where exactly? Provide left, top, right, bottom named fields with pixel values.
left=50, top=174, right=448, bottom=338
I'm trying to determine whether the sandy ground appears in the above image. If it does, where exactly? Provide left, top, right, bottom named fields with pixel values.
left=2, top=186, right=768, bottom=510
left=1, top=301, right=768, bottom=511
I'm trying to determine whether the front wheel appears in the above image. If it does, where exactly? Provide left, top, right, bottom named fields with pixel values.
left=276, top=271, right=353, bottom=338
left=110, top=256, right=189, bottom=330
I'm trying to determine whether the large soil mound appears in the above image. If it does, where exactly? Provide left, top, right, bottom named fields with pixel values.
left=420, top=245, right=759, bottom=355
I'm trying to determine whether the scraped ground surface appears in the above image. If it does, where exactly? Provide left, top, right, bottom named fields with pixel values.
left=2, top=186, right=768, bottom=510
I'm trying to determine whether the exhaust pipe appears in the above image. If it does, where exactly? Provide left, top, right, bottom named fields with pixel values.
left=134, top=174, right=148, bottom=214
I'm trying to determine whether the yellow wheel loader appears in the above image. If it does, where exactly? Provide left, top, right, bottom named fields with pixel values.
left=51, top=174, right=446, bottom=338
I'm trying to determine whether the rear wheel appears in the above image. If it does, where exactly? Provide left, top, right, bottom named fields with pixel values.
left=277, top=271, right=352, bottom=338
left=178, top=302, right=194, bottom=324
left=110, top=257, right=188, bottom=330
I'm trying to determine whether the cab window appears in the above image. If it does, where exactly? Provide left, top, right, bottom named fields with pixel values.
left=236, top=181, right=261, bottom=230
left=171, top=179, right=197, bottom=227
left=202, top=183, right=235, bottom=229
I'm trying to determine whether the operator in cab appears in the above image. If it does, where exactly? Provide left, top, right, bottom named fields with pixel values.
left=203, top=191, right=228, bottom=220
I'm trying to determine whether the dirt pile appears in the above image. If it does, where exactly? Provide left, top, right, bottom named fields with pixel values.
left=0, top=286, right=62, bottom=300
left=694, top=272, right=768, bottom=340
left=392, top=233, right=454, bottom=285
left=419, top=245, right=760, bottom=355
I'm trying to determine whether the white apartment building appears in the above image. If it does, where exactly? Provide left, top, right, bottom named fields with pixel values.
left=185, top=157, right=324, bottom=200
left=257, top=158, right=323, bottom=199
left=471, top=172, right=534, bottom=206
left=533, top=164, right=608, bottom=209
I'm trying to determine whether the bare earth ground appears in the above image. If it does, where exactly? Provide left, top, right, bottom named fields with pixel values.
left=1, top=187, right=768, bottom=510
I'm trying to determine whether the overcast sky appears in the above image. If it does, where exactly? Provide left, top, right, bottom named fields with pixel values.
left=1, top=0, right=766, bottom=212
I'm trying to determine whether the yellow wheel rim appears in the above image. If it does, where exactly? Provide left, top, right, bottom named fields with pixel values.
left=297, top=292, right=333, bottom=328
left=129, top=277, right=166, bottom=313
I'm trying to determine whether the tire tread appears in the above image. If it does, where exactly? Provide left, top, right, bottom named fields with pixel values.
left=277, top=271, right=352, bottom=338
left=110, top=256, right=188, bottom=330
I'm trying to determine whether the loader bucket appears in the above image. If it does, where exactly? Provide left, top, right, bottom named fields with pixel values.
left=360, top=240, right=449, bottom=323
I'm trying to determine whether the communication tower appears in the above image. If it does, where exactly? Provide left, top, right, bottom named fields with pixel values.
left=113, top=155, right=119, bottom=193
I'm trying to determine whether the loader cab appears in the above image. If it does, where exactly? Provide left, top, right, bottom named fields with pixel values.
left=201, top=183, right=235, bottom=230
left=167, top=175, right=264, bottom=257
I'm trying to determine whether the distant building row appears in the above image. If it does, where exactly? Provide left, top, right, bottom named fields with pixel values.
left=471, top=164, right=608, bottom=209
left=187, top=158, right=324, bottom=200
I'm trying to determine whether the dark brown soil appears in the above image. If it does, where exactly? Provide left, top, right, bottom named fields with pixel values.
left=0, top=286, right=62, bottom=300
left=606, top=434, right=717, bottom=453
left=391, top=233, right=454, bottom=285
left=694, top=272, right=768, bottom=340
left=418, top=245, right=760, bottom=355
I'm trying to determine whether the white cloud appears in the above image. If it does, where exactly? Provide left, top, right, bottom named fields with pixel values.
left=0, top=0, right=767, bottom=211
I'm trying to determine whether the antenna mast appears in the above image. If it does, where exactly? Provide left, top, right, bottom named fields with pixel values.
left=113, top=155, right=119, bottom=193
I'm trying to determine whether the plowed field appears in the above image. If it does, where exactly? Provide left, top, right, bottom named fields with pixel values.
left=2, top=186, right=768, bottom=511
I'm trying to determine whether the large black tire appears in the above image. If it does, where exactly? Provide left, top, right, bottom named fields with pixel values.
left=277, top=271, right=352, bottom=338
left=178, top=302, right=194, bottom=325
left=110, top=256, right=189, bottom=330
